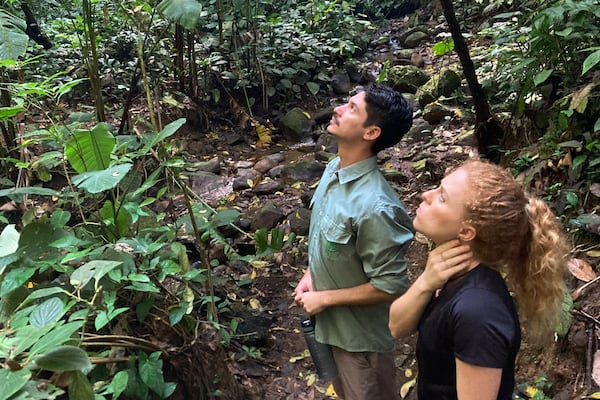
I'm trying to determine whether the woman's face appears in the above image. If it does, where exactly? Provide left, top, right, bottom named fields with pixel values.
left=413, top=168, right=470, bottom=245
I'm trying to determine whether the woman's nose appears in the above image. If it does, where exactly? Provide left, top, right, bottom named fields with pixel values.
left=422, top=190, right=434, bottom=203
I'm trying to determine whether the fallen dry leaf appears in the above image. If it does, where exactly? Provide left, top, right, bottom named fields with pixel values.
left=567, top=258, right=597, bottom=282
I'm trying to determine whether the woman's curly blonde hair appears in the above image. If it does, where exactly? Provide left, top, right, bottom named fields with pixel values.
left=457, top=160, right=570, bottom=345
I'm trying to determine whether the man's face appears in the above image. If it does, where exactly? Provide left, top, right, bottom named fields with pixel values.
left=326, top=91, right=371, bottom=143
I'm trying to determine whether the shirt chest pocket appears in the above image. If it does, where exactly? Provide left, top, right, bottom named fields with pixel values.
left=322, top=220, right=352, bottom=259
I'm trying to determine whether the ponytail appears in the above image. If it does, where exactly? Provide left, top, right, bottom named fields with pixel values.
left=457, top=160, right=570, bottom=346
left=508, top=198, right=569, bottom=345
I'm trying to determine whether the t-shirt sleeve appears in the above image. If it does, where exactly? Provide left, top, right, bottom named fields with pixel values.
left=355, top=203, right=413, bottom=295
left=452, top=288, right=517, bottom=368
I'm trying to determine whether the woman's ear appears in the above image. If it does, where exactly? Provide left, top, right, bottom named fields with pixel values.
left=457, top=223, right=476, bottom=242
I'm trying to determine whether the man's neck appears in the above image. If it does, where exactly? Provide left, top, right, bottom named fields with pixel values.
left=337, top=144, right=374, bottom=169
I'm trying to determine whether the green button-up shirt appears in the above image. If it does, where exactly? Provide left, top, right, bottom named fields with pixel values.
left=309, top=156, right=414, bottom=353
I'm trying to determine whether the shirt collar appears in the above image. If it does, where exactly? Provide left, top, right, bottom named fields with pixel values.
left=336, top=156, right=378, bottom=184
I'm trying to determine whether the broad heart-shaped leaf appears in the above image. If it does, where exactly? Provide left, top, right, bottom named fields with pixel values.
left=68, top=370, right=94, bottom=400
left=157, top=0, right=202, bottom=30
left=29, top=297, right=65, bottom=328
left=32, top=345, right=92, bottom=372
left=0, top=9, right=28, bottom=61
left=17, top=222, right=68, bottom=261
left=0, top=224, right=19, bottom=257
left=72, top=163, right=133, bottom=194
left=0, top=368, right=31, bottom=400
left=65, top=123, right=115, bottom=173
left=70, top=260, right=123, bottom=290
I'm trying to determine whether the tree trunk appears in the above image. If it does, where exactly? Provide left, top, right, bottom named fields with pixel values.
left=439, top=0, right=503, bottom=163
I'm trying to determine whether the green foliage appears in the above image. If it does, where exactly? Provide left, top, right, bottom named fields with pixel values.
left=157, top=0, right=202, bottom=30
left=254, top=227, right=296, bottom=257
left=0, top=7, right=28, bottom=60
left=432, top=39, right=455, bottom=56
left=482, top=0, right=600, bottom=114
left=515, top=374, right=554, bottom=400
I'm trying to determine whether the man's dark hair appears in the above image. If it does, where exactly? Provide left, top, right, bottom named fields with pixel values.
left=363, top=83, right=413, bottom=154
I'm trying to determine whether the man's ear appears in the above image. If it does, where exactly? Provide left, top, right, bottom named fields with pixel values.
left=364, top=126, right=381, bottom=141
left=458, top=223, right=476, bottom=242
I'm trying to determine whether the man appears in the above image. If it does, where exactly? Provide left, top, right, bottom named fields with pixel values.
left=294, top=83, right=414, bottom=399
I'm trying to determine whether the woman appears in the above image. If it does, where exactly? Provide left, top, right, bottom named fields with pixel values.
left=389, top=159, right=569, bottom=400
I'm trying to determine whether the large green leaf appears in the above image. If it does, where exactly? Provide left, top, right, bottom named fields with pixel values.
left=70, top=260, right=123, bottom=290
left=0, top=9, right=28, bottom=61
left=65, top=123, right=115, bottom=173
left=71, top=163, right=133, bottom=194
left=68, top=371, right=94, bottom=400
left=0, top=224, right=19, bottom=257
left=157, top=0, right=202, bottom=30
left=582, top=48, right=600, bottom=75
left=0, top=368, right=31, bottom=400
left=31, top=345, right=92, bottom=372
left=0, top=186, right=60, bottom=198
left=17, top=222, right=67, bottom=261
left=29, top=321, right=85, bottom=357
left=131, top=118, right=186, bottom=158
left=29, top=297, right=65, bottom=328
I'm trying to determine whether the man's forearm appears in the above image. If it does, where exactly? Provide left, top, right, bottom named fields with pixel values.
left=318, top=282, right=399, bottom=308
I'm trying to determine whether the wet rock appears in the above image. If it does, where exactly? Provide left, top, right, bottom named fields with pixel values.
left=397, top=26, right=428, bottom=47
left=345, top=62, right=365, bottom=83
left=279, top=108, right=313, bottom=141
left=236, top=160, right=254, bottom=169
left=454, top=129, right=475, bottom=147
left=411, top=52, right=425, bottom=67
left=388, top=65, right=431, bottom=94
left=186, top=156, right=222, bottom=174
left=372, top=35, right=390, bottom=47
left=382, top=169, right=410, bottom=185
left=437, top=68, right=462, bottom=97
left=404, top=118, right=433, bottom=145
left=251, top=202, right=286, bottom=230
left=315, top=150, right=335, bottom=162
left=190, top=171, right=229, bottom=197
left=316, top=131, right=337, bottom=153
left=416, top=87, right=437, bottom=108
left=254, top=153, right=284, bottom=174
left=331, top=72, right=353, bottom=94
left=312, top=107, right=334, bottom=125
left=287, top=207, right=311, bottom=236
left=267, top=165, right=284, bottom=178
left=416, top=67, right=462, bottom=107
left=394, top=49, right=415, bottom=60
left=225, top=132, right=244, bottom=145
left=404, top=30, right=429, bottom=48
left=422, top=102, right=454, bottom=124
left=252, top=177, right=283, bottom=195
left=292, top=142, right=321, bottom=153
left=233, top=168, right=261, bottom=191
left=280, top=160, right=325, bottom=184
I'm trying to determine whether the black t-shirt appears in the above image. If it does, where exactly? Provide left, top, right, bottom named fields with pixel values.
left=416, top=265, right=521, bottom=400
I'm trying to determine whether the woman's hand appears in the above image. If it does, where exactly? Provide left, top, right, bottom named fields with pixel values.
left=389, top=239, right=474, bottom=338
left=417, top=239, right=474, bottom=293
